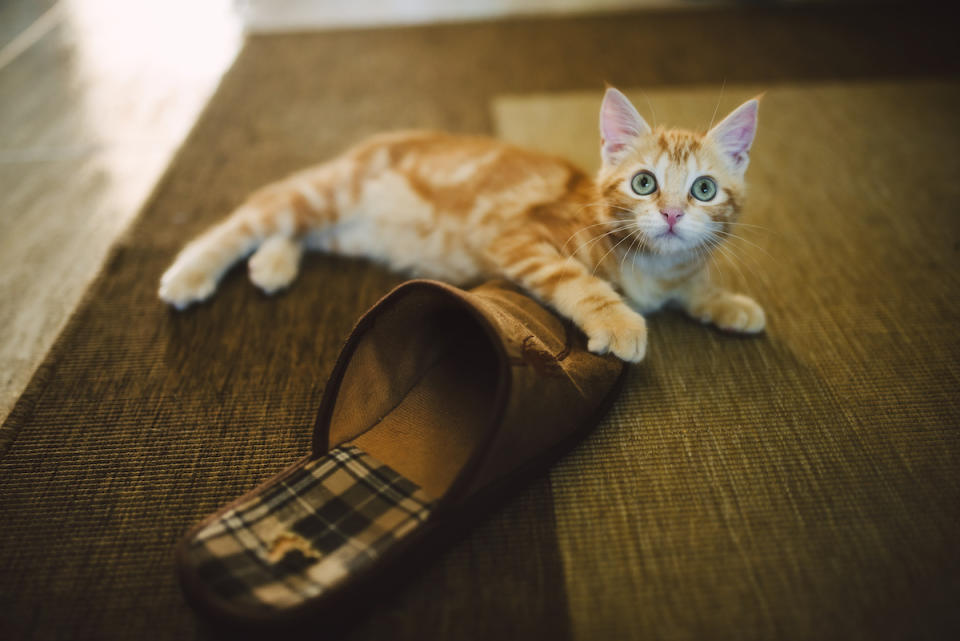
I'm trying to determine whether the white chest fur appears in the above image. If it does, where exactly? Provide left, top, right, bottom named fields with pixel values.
left=617, top=250, right=701, bottom=313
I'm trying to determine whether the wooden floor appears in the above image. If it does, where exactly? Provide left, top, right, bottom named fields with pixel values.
left=0, top=0, right=57, bottom=51
left=0, top=0, right=240, bottom=424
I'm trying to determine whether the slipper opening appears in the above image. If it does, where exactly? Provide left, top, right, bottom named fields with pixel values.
left=329, top=292, right=503, bottom=501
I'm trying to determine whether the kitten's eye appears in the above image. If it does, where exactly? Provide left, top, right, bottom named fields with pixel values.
left=630, top=171, right=658, bottom=196
left=691, top=176, right=718, bottom=202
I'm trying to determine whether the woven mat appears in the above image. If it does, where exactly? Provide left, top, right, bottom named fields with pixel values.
left=497, top=83, right=960, bottom=640
left=2, top=7, right=959, bottom=641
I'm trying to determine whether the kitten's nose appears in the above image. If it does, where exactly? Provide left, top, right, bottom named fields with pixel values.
left=661, top=208, right=685, bottom=230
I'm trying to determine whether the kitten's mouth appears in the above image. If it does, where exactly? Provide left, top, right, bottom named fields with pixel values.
left=651, top=229, right=700, bottom=254
left=655, top=229, right=682, bottom=241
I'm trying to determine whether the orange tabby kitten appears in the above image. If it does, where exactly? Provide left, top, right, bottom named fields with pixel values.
left=159, top=88, right=765, bottom=362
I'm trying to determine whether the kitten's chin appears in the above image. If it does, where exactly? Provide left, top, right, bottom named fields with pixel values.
left=649, top=231, right=703, bottom=255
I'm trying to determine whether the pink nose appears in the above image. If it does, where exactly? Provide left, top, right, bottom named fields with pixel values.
left=661, top=208, right=685, bottom=230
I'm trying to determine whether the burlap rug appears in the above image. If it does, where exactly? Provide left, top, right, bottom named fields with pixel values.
left=2, top=6, right=958, bottom=640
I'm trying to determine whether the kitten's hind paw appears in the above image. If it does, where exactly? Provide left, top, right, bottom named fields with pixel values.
left=158, top=266, right=217, bottom=310
left=248, top=235, right=303, bottom=294
left=585, top=307, right=648, bottom=362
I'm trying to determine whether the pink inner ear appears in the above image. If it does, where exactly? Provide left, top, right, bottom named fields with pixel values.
left=600, top=89, right=650, bottom=162
left=601, top=100, right=638, bottom=148
left=711, top=100, right=758, bottom=167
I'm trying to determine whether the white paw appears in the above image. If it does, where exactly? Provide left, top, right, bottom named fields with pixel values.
left=158, top=262, right=217, bottom=309
left=248, top=236, right=302, bottom=294
left=710, top=294, right=766, bottom=334
left=585, top=307, right=648, bottom=362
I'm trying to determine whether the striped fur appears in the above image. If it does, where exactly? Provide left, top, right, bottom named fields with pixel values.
left=159, top=89, right=765, bottom=362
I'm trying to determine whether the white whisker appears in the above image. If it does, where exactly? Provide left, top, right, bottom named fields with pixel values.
left=637, top=89, right=657, bottom=129
left=622, top=228, right=645, bottom=274
left=710, top=228, right=777, bottom=261
left=565, top=223, right=636, bottom=263
left=704, top=234, right=762, bottom=287
left=723, top=221, right=777, bottom=233
left=593, top=227, right=641, bottom=276
left=560, top=218, right=632, bottom=254
left=707, top=78, right=726, bottom=132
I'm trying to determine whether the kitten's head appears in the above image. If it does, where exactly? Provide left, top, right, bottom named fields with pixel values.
left=596, top=87, right=759, bottom=256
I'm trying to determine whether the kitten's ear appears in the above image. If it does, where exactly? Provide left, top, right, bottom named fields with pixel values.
left=707, top=98, right=759, bottom=174
left=600, top=87, right=652, bottom=166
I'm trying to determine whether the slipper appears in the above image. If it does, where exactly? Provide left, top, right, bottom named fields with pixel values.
left=176, top=279, right=625, bottom=627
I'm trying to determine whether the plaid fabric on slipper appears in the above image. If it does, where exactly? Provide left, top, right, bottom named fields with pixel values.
left=183, top=445, right=435, bottom=610
left=177, top=280, right=625, bottom=627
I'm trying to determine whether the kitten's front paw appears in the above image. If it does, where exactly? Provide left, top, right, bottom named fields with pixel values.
left=158, top=263, right=216, bottom=310
left=701, top=293, right=766, bottom=334
left=585, top=307, right=648, bottom=362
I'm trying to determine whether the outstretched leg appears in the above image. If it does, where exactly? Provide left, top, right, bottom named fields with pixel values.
left=675, top=271, right=766, bottom=333
left=159, top=167, right=338, bottom=309
left=159, top=206, right=266, bottom=309
left=493, top=236, right=648, bottom=362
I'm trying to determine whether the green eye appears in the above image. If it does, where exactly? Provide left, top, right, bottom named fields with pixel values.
left=691, top=176, right=718, bottom=202
left=630, top=171, right=657, bottom=196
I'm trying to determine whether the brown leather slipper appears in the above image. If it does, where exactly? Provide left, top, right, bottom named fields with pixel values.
left=176, top=279, right=626, bottom=628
